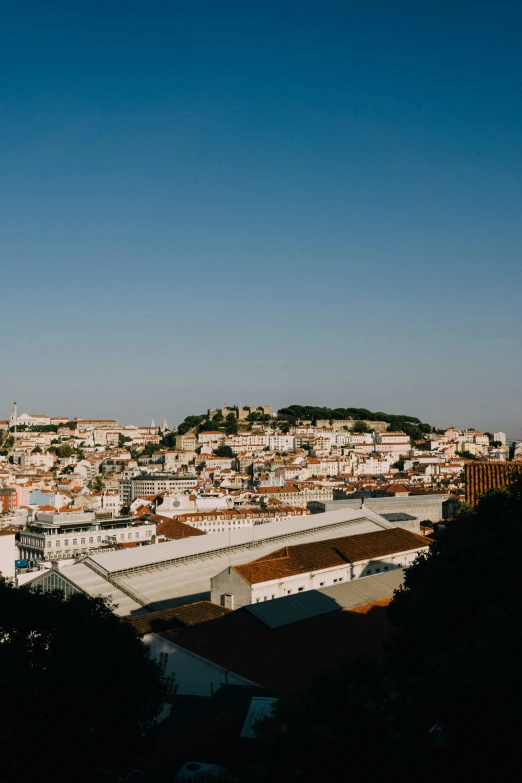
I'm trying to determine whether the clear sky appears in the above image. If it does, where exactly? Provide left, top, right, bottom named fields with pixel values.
left=1, top=1, right=521, bottom=436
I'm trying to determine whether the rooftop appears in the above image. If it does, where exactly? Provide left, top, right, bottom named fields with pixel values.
left=233, top=528, right=428, bottom=585
left=83, top=505, right=395, bottom=577
left=125, top=600, right=230, bottom=635
left=245, top=568, right=405, bottom=628
left=158, top=592, right=398, bottom=691
left=60, top=508, right=396, bottom=613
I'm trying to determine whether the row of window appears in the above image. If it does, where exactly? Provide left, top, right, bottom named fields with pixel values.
left=253, top=563, right=405, bottom=602
left=365, top=563, right=401, bottom=575
left=46, top=530, right=151, bottom=547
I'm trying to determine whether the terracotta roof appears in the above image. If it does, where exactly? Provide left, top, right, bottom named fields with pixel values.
left=125, top=601, right=231, bottom=635
left=149, top=514, right=205, bottom=540
left=233, top=528, right=429, bottom=585
left=386, top=483, right=409, bottom=493
left=465, top=462, right=522, bottom=506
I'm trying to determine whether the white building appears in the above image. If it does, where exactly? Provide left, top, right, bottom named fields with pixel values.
left=373, top=433, right=411, bottom=457
left=211, top=527, right=429, bottom=608
left=18, top=511, right=156, bottom=561
left=100, top=491, right=121, bottom=516
left=197, top=431, right=224, bottom=446
left=268, top=435, right=296, bottom=452
left=355, top=456, right=392, bottom=475
left=0, top=530, right=18, bottom=579
left=119, top=473, right=199, bottom=504
left=40, top=506, right=400, bottom=615
left=494, top=432, right=507, bottom=445
left=11, top=412, right=51, bottom=427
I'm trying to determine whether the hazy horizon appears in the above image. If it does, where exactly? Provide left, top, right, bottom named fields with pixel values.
left=0, top=394, right=518, bottom=440
left=2, top=1, right=520, bottom=438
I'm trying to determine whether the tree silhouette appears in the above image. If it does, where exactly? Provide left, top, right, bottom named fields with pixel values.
left=0, top=580, right=175, bottom=782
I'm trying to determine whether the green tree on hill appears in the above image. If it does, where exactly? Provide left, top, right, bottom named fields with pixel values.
left=225, top=413, right=238, bottom=435
left=89, top=475, right=105, bottom=492
left=214, top=444, right=235, bottom=458
left=352, top=420, right=370, bottom=433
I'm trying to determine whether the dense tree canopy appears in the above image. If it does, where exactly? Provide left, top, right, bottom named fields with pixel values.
left=276, top=405, right=433, bottom=435
left=199, top=418, right=224, bottom=433
left=0, top=581, right=175, bottom=783
left=49, top=443, right=75, bottom=458
left=253, top=477, right=522, bottom=782
left=214, top=444, right=235, bottom=458
left=177, top=414, right=206, bottom=435
left=456, top=449, right=479, bottom=460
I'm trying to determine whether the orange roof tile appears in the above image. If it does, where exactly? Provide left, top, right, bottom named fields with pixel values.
left=234, top=528, right=429, bottom=585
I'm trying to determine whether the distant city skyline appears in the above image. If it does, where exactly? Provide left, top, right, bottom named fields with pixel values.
left=2, top=2, right=521, bottom=436
left=0, top=395, right=519, bottom=440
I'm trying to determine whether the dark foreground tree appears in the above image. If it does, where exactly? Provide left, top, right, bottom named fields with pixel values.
left=0, top=580, right=175, bottom=783
left=387, top=477, right=522, bottom=780
left=252, top=477, right=522, bottom=782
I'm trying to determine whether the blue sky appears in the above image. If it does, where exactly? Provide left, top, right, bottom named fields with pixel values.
left=1, top=1, right=521, bottom=435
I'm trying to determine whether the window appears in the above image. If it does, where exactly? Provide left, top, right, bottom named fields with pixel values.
left=47, top=541, right=52, bottom=548
left=73, top=539, right=77, bottom=545
left=97, top=536, right=101, bottom=543
left=56, top=541, right=60, bottom=547
left=264, top=596, right=268, bottom=601
left=375, top=568, right=380, bottom=573
left=319, top=581, right=325, bottom=587
left=271, top=594, right=275, bottom=599
left=287, top=589, right=292, bottom=595
left=89, top=537, right=93, bottom=544
left=338, top=577, right=343, bottom=582
left=298, top=587, right=304, bottom=592
left=384, top=566, right=389, bottom=571
left=120, top=534, right=124, bottom=540
left=81, top=538, right=85, bottom=545
left=367, top=569, right=372, bottom=575
left=64, top=540, right=68, bottom=546
left=256, top=598, right=260, bottom=603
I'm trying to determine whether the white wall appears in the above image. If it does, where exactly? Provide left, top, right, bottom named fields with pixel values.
left=212, top=547, right=428, bottom=607
left=0, top=533, right=18, bottom=579
left=211, top=568, right=251, bottom=608
left=145, top=634, right=257, bottom=696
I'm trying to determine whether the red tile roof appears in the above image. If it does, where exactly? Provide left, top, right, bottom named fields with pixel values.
left=465, top=463, right=522, bottom=506
left=233, top=528, right=429, bottom=585
left=125, top=601, right=231, bottom=635
left=148, top=514, right=205, bottom=540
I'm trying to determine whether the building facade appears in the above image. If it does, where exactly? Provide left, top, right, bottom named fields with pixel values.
left=211, top=527, right=429, bottom=608
left=119, top=474, right=199, bottom=505
left=18, top=511, right=156, bottom=561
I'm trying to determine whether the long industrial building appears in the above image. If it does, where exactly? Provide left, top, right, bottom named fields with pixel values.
left=25, top=505, right=406, bottom=616
left=310, top=493, right=450, bottom=524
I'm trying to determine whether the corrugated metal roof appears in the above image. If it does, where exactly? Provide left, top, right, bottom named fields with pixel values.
left=58, top=562, right=147, bottom=617
left=111, top=517, right=384, bottom=612
left=85, top=506, right=394, bottom=576
left=240, top=697, right=277, bottom=738
left=244, top=568, right=405, bottom=628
